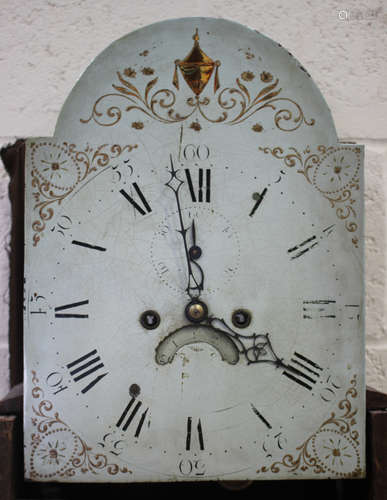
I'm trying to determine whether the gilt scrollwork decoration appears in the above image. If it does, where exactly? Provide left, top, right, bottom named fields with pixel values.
left=80, top=30, right=315, bottom=132
left=29, top=141, right=137, bottom=247
left=257, top=375, right=362, bottom=478
left=29, top=371, right=131, bottom=479
left=259, top=145, right=362, bottom=247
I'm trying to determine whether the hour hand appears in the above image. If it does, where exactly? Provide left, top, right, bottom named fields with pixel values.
left=186, top=219, right=205, bottom=296
left=165, top=156, right=205, bottom=299
left=188, top=220, right=202, bottom=261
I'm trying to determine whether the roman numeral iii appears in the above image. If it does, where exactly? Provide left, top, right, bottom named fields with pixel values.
left=185, top=169, right=211, bottom=202
left=303, top=299, right=336, bottom=319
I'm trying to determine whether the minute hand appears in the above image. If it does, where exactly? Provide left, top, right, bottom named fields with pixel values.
left=165, top=155, right=204, bottom=298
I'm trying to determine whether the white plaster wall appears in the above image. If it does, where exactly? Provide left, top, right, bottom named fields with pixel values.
left=0, top=0, right=386, bottom=398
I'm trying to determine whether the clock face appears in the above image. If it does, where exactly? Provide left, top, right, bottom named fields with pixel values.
left=24, top=18, right=365, bottom=482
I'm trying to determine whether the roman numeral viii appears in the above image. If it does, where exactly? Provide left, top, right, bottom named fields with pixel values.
left=66, top=349, right=108, bottom=394
left=185, top=169, right=211, bottom=202
left=282, top=352, right=323, bottom=391
left=120, top=183, right=152, bottom=216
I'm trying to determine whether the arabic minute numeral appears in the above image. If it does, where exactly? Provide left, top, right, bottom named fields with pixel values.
left=320, top=374, right=342, bottom=402
left=46, top=371, right=68, bottom=395
left=97, top=433, right=124, bottom=457
left=183, top=144, right=210, bottom=161
left=178, top=459, right=206, bottom=477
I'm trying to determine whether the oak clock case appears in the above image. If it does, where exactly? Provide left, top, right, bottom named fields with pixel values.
left=24, top=18, right=365, bottom=482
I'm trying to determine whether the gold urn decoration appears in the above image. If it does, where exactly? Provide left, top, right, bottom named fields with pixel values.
left=173, top=29, right=220, bottom=96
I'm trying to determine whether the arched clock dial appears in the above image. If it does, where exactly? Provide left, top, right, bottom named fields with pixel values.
left=24, top=17, right=365, bottom=482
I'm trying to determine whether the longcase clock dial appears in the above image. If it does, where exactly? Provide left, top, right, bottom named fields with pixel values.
left=24, top=17, right=365, bottom=482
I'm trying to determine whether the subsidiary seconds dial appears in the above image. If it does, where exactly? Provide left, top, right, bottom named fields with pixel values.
left=151, top=205, right=241, bottom=295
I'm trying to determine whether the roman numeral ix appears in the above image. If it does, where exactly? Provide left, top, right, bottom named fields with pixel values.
left=120, top=183, right=152, bottom=216
left=282, top=352, right=323, bottom=391
left=72, top=240, right=106, bottom=252
left=66, top=349, right=108, bottom=394
left=185, top=169, right=211, bottom=202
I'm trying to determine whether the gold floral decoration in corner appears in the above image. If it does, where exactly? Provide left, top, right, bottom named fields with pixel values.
left=29, top=141, right=137, bottom=247
left=28, top=371, right=131, bottom=479
left=80, top=30, right=315, bottom=132
left=258, top=375, right=362, bottom=478
left=259, top=145, right=362, bottom=247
